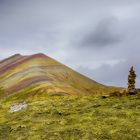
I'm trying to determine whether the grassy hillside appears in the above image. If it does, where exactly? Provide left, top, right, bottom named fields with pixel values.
left=0, top=53, right=118, bottom=98
left=0, top=94, right=140, bottom=140
left=0, top=53, right=138, bottom=139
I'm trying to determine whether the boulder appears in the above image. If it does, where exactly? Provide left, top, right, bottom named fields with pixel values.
left=9, top=102, right=27, bottom=113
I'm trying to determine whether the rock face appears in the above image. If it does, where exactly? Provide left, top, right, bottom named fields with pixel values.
left=9, top=103, right=27, bottom=113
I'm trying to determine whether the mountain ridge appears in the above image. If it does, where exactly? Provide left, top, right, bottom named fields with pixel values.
left=0, top=53, right=118, bottom=99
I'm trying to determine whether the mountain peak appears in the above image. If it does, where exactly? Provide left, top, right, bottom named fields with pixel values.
left=0, top=53, right=118, bottom=97
left=7, top=53, right=22, bottom=59
left=29, top=53, right=48, bottom=58
left=0, top=53, right=23, bottom=64
left=13, top=53, right=22, bottom=57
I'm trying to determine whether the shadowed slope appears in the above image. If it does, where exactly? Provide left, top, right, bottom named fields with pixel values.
left=0, top=54, right=22, bottom=67
left=0, top=53, right=118, bottom=98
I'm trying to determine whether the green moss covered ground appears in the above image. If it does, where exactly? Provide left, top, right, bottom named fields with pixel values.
left=0, top=95, right=140, bottom=140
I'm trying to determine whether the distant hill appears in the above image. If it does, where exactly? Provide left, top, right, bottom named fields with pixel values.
left=0, top=53, right=118, bottom=99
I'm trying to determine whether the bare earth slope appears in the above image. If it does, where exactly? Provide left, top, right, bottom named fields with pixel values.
left=0, top=53, right=118, bottom=98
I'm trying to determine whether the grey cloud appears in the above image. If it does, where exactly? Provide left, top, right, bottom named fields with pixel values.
left=0, top=0, right=140, bottom=87
left=77, top=57, right=140, bottom=87
left=77, top=17, right=123, bottom=48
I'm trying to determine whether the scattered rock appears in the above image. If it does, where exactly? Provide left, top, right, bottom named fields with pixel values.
left=110, top=89, right=129, bottom=97
left=128, top=89, right=138, bottom=95
left=9, top=102, right=27, bottom=113
left=101, top=95, right=109, bottom=99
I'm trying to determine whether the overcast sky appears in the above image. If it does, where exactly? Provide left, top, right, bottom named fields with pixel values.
left=0, top=0, right=140, bottom=87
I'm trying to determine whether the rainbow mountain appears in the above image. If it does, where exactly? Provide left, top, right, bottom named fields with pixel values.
left=0, top=53, right=117, bottom=99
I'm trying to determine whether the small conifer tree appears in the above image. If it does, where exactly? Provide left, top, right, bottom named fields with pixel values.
left=128, top=66, right=137, bottom=94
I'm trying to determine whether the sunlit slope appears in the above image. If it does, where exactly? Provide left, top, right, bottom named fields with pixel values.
left=0, top=53, right=117, bottom=98
left=0, top=95, right=140, bottom=140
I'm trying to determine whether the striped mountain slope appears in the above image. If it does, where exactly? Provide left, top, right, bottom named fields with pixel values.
left=0, top=53, right=118, bottom=98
